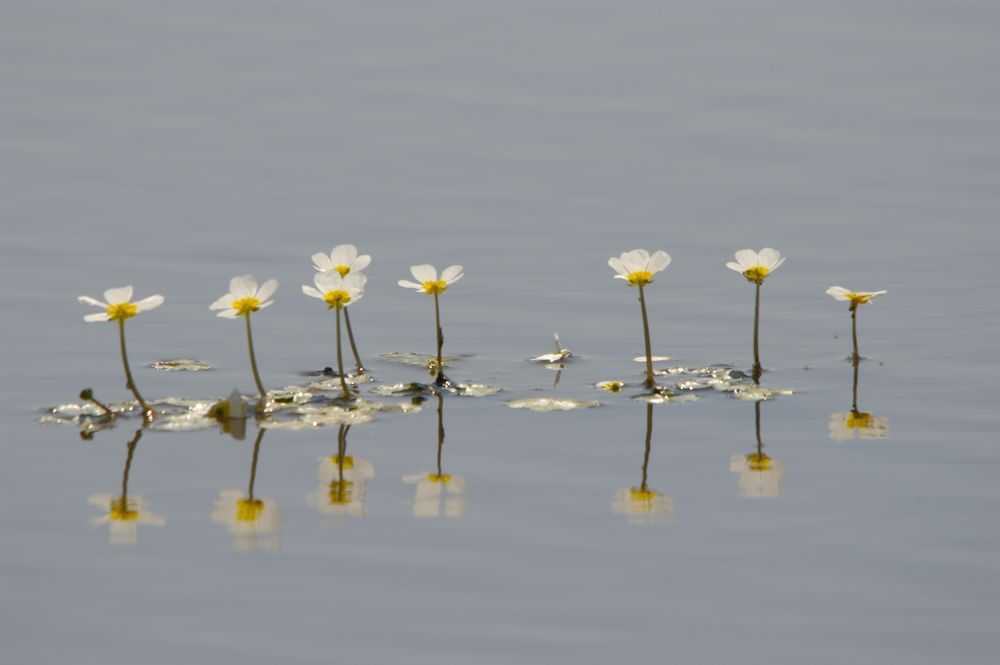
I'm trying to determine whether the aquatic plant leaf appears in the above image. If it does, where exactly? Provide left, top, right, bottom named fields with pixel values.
left=376, top=351, right=463, bottom=367
left=150, top=359, right=213, bottom=371
left=507, top=397, right=600, bottom=412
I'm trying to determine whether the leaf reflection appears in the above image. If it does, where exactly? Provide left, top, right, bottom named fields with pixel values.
left=211, top=428, right=280, bottom=551
left=612, top=403, right=672, bottom=525
left=402, top=392, right=465, bottom=519
left=88, top=429, right=165, bottom=545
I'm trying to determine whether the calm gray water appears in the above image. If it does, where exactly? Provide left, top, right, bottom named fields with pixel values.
left=3, top=2, right=999, bottom=663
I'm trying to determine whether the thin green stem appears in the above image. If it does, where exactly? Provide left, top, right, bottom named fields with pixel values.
left=433, top=292, right=447, bottom=386
left=244, top=314, right=267, bottom=401
left=335, top=307, right=350, bottom=399
left=118, top=320, right=151, bottom=417
left=851, top=304, right=860, bottom=366
left=247, top=427, right=265, bottom=500
left=640, top=403, right=653, bottom=491
left=637, top=283, right=656, bottom=389
left=343, top=307, right=365, bottom=373
left=752, top=283, right=762, bottom=383
left=851, top=344, right=861, bottom=415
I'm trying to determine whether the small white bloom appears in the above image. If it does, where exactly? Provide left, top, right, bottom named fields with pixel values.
left=826, top=286, right=887, bottom=306
left=78, top=286, right=164, bottom=323
left=312, top=244, right=371, bottom=277
left=302, top=272, right=366, bottom=310
left=726, top=248, right=785, bottom=284
left=209, top=275, right=279, bottom=319
left=398, top=264, right=463, bottom=295
left=608, top=249, right=671, bottom=287
left=531, top=333, right=572, bottom=363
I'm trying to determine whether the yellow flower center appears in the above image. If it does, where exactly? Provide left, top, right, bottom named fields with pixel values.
left=231, top=297, right=261, bottom=316
left=426, top=473, right=452, bottom=484
left=328, top=480, right=355, bottom=504
left=329, top=455, right=355, bottom=469
left=106, top=302, right=138, bottom=322
left=846, top=411, right=873, bottom=429
left=600, top=381, right=624, bottom=393
left=847, top=293, right=872, bottom=306
left=335, top=265, right=351, bottom=277
left=109, top=497, right=139, bottom=521
left=743, top=266, right=770, bottom=284
left=746, top=453, right=773, bottom=471
left=626, top=270, right=654, bottom=287
left=235, top=498, right=264, bottom=522
left=422, top=280, right=449, bottom=294
left=323, top=289, right=352, bottom=309
left=629, top=488, right=659, bottom=502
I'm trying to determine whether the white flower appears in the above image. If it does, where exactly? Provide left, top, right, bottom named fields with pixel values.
left=79, top=286, right=164, bottom=323
left=398, top=264, right=464, bottom=295
left=612, top=487, right=672, bottom=525
left=88, top=493, right=165, bottom=545
left=726, top=248, right=785, bottom=284
left=531, top=333, right=572, bottom=363
left=608, top=249, right=671, bottom=287
left=402, top=472, right=466, bottom=518
left=211, top=489, right=280, bottom=551
left=312, top=244, right=371, bottom=277
left=829, top=411, right=889, bottom=440
left=209, top=275, right=279, bottom=318
left=302, top=272, right=365, bottom=310
left=826, top=286, right=887, bottom=307
left=729, top=453, right=784, bottom=498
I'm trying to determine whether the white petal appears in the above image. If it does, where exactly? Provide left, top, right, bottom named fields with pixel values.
left=608, top=257, right=627, bottom=277
left=733, top=249, right=758, bottom=269
left=771, top=256, right=786, bottom=271
left=621, top=249, right=648, bottom=273
left=314, top=272, right=342, bottom=292
left=133, top=295, right=164, bottom=312
left=217, top=309, right=239, bottom=318
left=826, top=286, right=850, bottom=300
left=758, top=248, right=781, bottom=270
left=230, top=275, right=257, bottom=298
left=726, top=262, right=745, bottom=273
left=347, top=290, right=364, bottom=306
left=302, top=285, right=325, bottom=300
left=647, top=251, right=671, bottom=274
left=330, top=244, right=357, bottom=265
left=410, top=264, right=437, bottom=283
left=351, top=255, right=372, bottom=272
left=871, top=290, right=887, bottom=296
left=311, top=252, right=334, bottom=272
left=209, top=294, right=232, bottom=310
left=258, top=300, right=274, bottom=310
left=256, top=279, right=279, bottom=302
left=445, top=272, right=463, bottom=286
left=103, top=286, right=133, bottom=304
left=343, top=273, right=366, bottom=292
left=84, top=312, right=110, bottom=322
left=78, top=295, right=107, bottom=307
left=440, top=265, right=463, bottom=283
left=398, top=280, right=423, bottom=290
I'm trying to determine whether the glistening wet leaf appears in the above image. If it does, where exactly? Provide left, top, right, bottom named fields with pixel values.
left=507, top=397, right=600, bottom=412
left=149, top=359, right=213, bottom=371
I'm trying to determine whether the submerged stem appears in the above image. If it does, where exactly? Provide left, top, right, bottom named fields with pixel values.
left=244, top=314, right=267, bottom=402
left=752, top=283, right=762, bottom=383
left=117, top=320, right=152, bottom=417
left=637, top=283, right=656, bottom=389
left=336, top=307, right=350, bottom=399
left=343, top=307, right=365, bottom=373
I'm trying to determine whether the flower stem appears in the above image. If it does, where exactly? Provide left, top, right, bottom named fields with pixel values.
left=851, top=350, right=861, bottom=416
left=433, top=292, right=447, bottom=386
left=117, top=320, right=152, bottom=417
left=247, top=427, right=265, bottom=500
left=121, top=428, right=143, bottom=501
left=640, top=402, right=653, bottom=492
left=244, top=314, right=267, bottom=402
left=851, top=303, right=860, bottom=366
left=335, top=307, right=350, bottom=399
left=343, top=307, right=365, bottom=373
left=637, top=283, right=656, bottom=389
left=752, top=283, right=762, bottom=383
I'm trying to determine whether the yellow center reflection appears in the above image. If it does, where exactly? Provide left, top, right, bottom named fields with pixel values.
left=235, top=498, right=264, bottom=522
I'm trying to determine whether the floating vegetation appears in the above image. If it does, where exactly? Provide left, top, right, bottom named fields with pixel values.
left=531, top=333, right=573, bottom=363
left=259, top=406, right=376, bottom=430
left=376, top=351, right=464, bottom=368
left=308, top=375, right=375, bottom=392
left=730, top=385, right=794, bottom=401
left=371, top=382, right=500, bottom=398
left=633, top=355, right=671, bottom=363
left=507, top=397, right=600, bottom=412
left=596, top=380, right=625, bottom=393
left=150, top=359, right=212, bottom=372
left=454, top=383, right=502, bottom=397
left=632, top=392, right=699, bottom=405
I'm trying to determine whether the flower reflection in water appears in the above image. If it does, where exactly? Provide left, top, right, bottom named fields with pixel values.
left=88, top=429, right=165, bottom=545
left=830, top=354, right=888, bottom=441
left=308, top=424, right=375, bottom=521
left=211, top=428, right=280, bottom=551
left=729, top=400, right=784, bottom=498
left=612, top=403, right=672, bottom=525
left=402, top=392, right=465, bottom=518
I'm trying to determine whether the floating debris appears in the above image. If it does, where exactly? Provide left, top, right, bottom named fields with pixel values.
left=150, top=359, right=212, bottom=372
left=507, top=397, right=600, bottom=412
left=531, top=333, right=572, bottom=363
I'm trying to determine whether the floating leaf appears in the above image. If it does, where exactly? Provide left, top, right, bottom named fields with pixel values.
left=731, top=385, right=794, bottom=401
left=507, top=397, right=600, bottom=412
left=454, top=383, right=501, bottom=397
left=376, top=351, right=463, bottom=368
left=632, top=392, right=699, bottom=404
left=150, top=359, right=212, bottom=372
left=633, top=355, right=671, bottom=363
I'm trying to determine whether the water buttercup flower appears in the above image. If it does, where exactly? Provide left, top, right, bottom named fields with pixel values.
left=608, top=249, right=671, bottom=390
left=608, top=249, right=671, bottom=287
left=210, top=275, right=278, bottom=403
left=312, top=244, right=371, bottom=277
left=79, top=286, right=164, bottom=418
left=826, top=286, right=888, bottom=307
left=727, top=248, right=785, bottom=285
left=399, top=264, right=464, bottom=386
left=304, top=272, right=366, bottom=399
